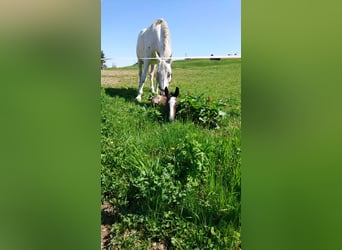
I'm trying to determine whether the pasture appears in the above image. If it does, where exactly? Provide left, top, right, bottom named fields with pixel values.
left=101, top=58, right=241, bottom=249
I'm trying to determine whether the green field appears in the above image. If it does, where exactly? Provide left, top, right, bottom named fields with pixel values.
left=101, top=59, right=241, bottom=249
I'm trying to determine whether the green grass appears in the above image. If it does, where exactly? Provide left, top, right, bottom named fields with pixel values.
left=106, top=58, right=240, bottom=107
left=101, top=59, right=241, bottom=249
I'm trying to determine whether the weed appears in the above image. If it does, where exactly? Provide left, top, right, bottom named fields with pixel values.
left=177, top=93, right=227, bottom=129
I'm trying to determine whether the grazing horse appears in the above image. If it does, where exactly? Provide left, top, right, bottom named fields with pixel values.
left=151, top=87, right=179, bottom=121
left=136, top=18, right=172, bottom=102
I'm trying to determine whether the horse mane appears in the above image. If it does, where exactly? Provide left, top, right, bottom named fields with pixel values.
left=153, top=19, right=171, bottom=59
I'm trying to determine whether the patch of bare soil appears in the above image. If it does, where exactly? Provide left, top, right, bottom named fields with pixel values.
left=101, top=202, right=116, bottom=250
left=101, top=70, right=137, bottom=87
left=100, top=201, right=168, bottom=250
left=151, top=241, right=168, bottom=250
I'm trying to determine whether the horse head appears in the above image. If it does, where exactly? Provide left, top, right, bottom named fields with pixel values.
left=151, top=86, right=179, bottom=121
left=156, top=53, right=172, bottom=95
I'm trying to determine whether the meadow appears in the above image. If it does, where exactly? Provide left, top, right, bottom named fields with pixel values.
left=101, top=58, right=241, bottom=249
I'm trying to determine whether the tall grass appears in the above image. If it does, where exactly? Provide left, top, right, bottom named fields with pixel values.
left=101, top=59, right=241, bottom=249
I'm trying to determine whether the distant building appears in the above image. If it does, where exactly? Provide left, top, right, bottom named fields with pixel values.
left=210, top=54, right=221, bottom=61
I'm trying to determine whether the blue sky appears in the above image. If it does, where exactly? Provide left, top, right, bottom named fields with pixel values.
left=101, top=0, right=240, bottom=67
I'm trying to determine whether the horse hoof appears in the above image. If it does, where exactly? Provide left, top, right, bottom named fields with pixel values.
left=136, top=96, right=142, bottom=102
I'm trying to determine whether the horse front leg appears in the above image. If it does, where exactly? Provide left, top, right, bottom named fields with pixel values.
left=149, top=64, right=157, bottom=94
left=136, top=59, right=149, bottom=102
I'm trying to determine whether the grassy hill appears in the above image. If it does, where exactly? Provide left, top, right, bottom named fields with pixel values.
left=101, top=58, right=241, bottom=249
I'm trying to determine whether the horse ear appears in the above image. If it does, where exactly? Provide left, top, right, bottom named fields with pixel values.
left=174, top=87, right=179, bottom=97
left=155, top=51, right=160, bottom=60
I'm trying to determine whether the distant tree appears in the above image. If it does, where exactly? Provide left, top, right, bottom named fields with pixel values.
left=101, top=50, right=106, bottom=69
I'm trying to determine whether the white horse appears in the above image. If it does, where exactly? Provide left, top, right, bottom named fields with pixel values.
left=136, top=18, right=172, bottom=102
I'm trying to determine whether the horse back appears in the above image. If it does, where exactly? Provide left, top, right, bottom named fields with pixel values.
left=136, top=19, right=171, bottom=60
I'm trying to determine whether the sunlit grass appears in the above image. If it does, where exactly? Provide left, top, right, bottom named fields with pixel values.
left=101, top=58, right=241, bottom=249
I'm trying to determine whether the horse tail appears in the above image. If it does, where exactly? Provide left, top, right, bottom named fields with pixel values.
left=154, top=18, right=165, bottom=25
left=154, top=18, right=171, bottom=58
